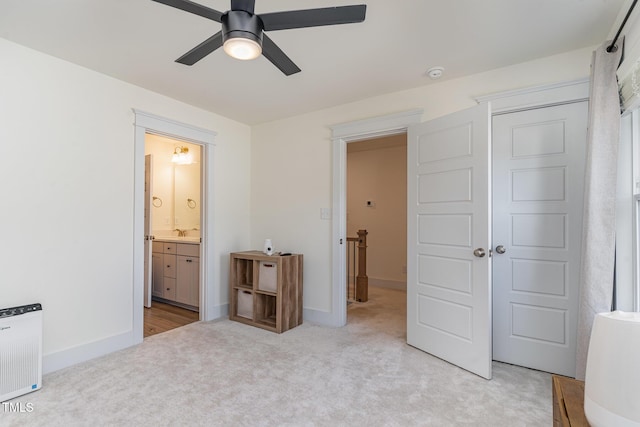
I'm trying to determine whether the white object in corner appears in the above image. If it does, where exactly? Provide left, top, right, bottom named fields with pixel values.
left=584, top=311, right=640, bottom=427
left=0, top=304, right=43, bottom=402
left=263, top=239, right=273, bottom=256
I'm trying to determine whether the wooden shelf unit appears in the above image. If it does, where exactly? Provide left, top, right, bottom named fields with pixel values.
left=229, top=251, right=303, bottom=333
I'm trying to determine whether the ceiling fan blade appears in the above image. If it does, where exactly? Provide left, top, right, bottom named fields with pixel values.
left=176, top=31, right=223, bottom=65
left=261, top=34, right=301, bottom=76
left=151, top=0, right=223, bottom=22
left=231, top=0, right=255, bottom=14
left=260, top=5, right=366, bottom=31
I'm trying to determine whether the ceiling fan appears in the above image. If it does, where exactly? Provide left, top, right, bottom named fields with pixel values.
left=151, top=0, right=367, bottom=75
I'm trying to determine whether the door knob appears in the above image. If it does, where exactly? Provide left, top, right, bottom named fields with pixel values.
left=495, top=245, right=506, bottom=254
left=473, top=248, right=486, bottom=258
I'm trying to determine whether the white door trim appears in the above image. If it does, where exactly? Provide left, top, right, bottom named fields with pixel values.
left=329, top=109, right=423, bottom=326
left=475, top=78, right=589, bottom=113
left=132, top=109, right=217, bottom=342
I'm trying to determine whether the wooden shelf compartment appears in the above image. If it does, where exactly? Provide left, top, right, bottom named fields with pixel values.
left=232, top=257, right=254, bottom=289
left=255, top=293, right=277, bottom=328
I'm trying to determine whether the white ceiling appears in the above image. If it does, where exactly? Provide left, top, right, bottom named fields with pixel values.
left=0, top=0, right=627, bottom=125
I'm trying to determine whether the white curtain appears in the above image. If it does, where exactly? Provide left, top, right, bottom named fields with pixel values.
left=575, top=40, right=623, bottom=380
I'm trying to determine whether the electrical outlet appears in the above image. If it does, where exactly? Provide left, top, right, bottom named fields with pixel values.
left=320, top=208, right=331, bottom=220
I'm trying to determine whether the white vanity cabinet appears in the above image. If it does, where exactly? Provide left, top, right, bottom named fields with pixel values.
left=151, top=251, right=166, bottom=298
left=152, top=240, right=199, bottom=310
left=176, top=244, right=200, bottom=307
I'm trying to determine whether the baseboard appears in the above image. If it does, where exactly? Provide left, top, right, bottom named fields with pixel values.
left=152, top=297, right=198, bottom=313
left=303, top=307, right=342, bottom=327
left=369, top=278, right=406, bottom=290
left=43, top=331, right=136, bottom=374
left=204, top=303, right=228, bottom=322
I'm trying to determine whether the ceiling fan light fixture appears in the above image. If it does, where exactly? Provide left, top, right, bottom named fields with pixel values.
left=223, top=36, right=262, bottom=60
left=221, top=10, right=264, bottom=61
left=155, top=0, right=367, bottom=75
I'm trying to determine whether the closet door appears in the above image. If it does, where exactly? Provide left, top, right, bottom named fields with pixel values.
left=407, top=103, right=492, bottom=379
left=492, top=102, right=587, bottom=377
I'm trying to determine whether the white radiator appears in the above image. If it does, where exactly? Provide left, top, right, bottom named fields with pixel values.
left=0, top=303, right=43, bottom=402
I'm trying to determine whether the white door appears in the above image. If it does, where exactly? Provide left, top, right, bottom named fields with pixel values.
left=407, top=103, right=492, bottom=379
left=144, top=154, right=154, bottom=308
left=492, top=102, right=587, bottom=377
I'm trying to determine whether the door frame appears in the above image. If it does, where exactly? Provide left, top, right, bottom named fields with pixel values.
left=133, top=109, right=217, bottom=342
left=329, top=109, right=424, bottom=327
left=329, top=79, right=590, bottom=331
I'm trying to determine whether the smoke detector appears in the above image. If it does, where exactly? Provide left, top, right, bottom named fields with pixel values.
left=426, top=66, right=444, bottom=79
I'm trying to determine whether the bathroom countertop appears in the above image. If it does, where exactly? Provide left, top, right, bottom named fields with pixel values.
left=154, top=237, right=200, bottom=244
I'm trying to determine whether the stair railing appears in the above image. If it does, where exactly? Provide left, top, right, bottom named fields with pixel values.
left=346, top=229, right=368, bottom=302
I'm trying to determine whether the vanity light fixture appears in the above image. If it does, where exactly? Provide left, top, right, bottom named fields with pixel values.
left=171, top=146, right=193, bottom=165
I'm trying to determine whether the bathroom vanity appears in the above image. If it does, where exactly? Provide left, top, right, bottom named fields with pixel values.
left=152, top=239, right=200, bottom=310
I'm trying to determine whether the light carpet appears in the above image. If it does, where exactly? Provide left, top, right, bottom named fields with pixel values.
left=2, top=287, right=551, bottom=426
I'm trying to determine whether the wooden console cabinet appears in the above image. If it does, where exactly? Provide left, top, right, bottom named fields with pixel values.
left=552, top=375, right=589, bottom=427
left=229, top=251, right=303, bottom=333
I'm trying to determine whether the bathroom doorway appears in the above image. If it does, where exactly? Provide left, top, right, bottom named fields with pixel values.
left=144, top=133, right=203, bottom=336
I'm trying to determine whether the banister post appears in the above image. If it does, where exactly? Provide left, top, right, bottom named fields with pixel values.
left=355, top=229, right=368, bottom=302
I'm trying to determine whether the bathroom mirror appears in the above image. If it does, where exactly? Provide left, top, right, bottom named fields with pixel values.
left=145, top=134, right=201, bottom=236
left=174, top=162, right=200, bottom=231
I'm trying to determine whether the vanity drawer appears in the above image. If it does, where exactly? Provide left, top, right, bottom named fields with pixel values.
left=163, top=243, right=177, bottom=254
left=163, top=254, right=177, bottom=278
left=177, top=243, right=199, bottom=257
left=163, top=277, right=177, bottom=300
left=152, top=241, right=164, bottom=253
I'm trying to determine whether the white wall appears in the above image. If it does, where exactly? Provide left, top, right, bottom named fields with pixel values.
left=251, top=47, right=594, bottom=322
left=0, top=38, right=251, bottom=372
